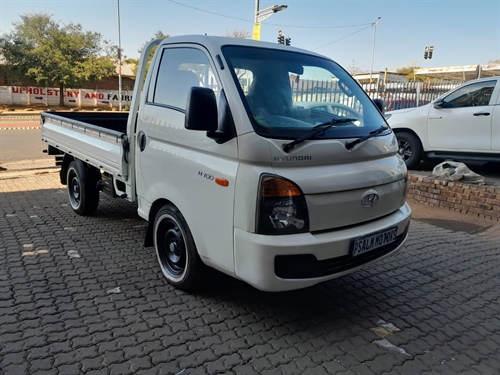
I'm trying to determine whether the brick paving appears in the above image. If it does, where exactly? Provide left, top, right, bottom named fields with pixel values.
left=1, top=161, right=500, bottom=374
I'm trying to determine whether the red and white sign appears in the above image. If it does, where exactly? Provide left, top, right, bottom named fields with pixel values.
left=0, top=86, right=132, bottom=108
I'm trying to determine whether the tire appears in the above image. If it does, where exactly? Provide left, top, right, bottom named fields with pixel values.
left=396, top=132, right=423, bottom=169
left=67, top=160, right=100, bottom=215
left=154, top=204, right=205, bottom=291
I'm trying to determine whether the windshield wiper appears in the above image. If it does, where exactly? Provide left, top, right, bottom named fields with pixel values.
left=345, top=125, right=391, bottom=150
left=282, top=117, right=358, bottom=153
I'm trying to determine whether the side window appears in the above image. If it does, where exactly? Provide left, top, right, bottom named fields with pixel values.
left=152, top=47, right=219, bottom=110
left=444, top=80, right=496, bottom=108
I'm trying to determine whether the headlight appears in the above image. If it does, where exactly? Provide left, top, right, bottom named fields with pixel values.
left=256, top=175, right=309, bottom=235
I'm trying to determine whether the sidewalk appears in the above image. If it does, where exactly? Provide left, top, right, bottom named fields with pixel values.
left=0, top=158, right=58, bottom=178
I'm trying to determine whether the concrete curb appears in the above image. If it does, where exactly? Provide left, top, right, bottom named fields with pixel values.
left=0, top=126, right=41, bottom=130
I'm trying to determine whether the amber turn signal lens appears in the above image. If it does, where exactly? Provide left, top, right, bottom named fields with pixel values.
left=261, top=176, right=301, bottom=197
left=215, top=177, right=229, bottom=186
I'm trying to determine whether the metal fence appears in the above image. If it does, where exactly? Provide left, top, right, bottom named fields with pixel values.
left=290, top=78, right=463, bottom=112
left=361, top=80, right=463, bottom=111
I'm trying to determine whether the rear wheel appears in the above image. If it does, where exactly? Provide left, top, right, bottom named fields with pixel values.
left=154, top=204, right=205, bottom=291
left=396, top=132, right=422, bottom=169
left=67, top=160, right=100, bottom=215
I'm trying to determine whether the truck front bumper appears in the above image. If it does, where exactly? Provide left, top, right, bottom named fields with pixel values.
left=234, top=203, right=412, bottom=292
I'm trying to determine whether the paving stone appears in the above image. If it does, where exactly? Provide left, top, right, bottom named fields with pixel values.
left=81, top=356, right=104, bottom=372
left=2, top=362, right=29, bottom=375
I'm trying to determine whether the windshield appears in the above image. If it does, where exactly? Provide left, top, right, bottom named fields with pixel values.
left=222, top=46, right=386, bottom=139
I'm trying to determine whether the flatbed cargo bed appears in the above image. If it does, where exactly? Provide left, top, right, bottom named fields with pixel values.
left=41, top=111, right=130, bottom=178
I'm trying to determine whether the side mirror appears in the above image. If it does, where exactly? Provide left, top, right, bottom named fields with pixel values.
left=433, top=98, right=445, bottom=109
left=373, top=98, right=385, bottom=115
left=185, top=87, right=218, bottom=132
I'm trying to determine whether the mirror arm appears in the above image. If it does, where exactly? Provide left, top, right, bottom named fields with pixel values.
left=206, top=130, right=228, bottom=144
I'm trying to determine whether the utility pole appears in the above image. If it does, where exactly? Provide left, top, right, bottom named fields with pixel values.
left=117, top=0, right=122, bottom=111
left=369, top=17, right=381, bottom=86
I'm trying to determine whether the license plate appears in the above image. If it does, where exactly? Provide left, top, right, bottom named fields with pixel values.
left=351, top=226, right=398, bottom=257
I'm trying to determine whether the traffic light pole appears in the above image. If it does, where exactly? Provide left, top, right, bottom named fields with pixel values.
left=383, top=46, right=435, bottom=84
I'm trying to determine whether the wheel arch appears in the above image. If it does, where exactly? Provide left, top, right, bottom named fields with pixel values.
left=144, top=198, right=176, bottom=248
left=60, top=154, right=75, bottom=185
left=393, top=127, right=420, bottom=139
left=393, top=128, right=424, bottom=150
left=61, top=155, right=101, bottom=186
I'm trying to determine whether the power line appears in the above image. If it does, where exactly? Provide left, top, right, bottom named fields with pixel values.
left=168, top=0, right=250, bottom=23
left=167, top=0, right=372, bottom=29
left=312, top=24, right=372, bottom=51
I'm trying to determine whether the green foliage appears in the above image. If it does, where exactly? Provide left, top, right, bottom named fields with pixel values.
left=139, top=31, right=170, bottom=76
left=127, top=31, right=170, bottom=78
left=0, top=12, right=116, bottom=105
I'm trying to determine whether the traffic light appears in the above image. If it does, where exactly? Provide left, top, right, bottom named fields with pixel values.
left=278, top=30, right=284, bottom=45
left=424, top=46, right=434, bottom=60
left=285, top=37, right=291, bottom=46
left=428, top=46, right=434, bottom=59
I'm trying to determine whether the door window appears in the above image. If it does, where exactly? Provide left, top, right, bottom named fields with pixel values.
left=443, top=80, right=496, bottom=108
left=152, top=47, right=219, bottom=110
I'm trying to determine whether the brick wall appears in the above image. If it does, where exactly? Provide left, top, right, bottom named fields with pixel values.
left=407, top=175, right=500, bottom=221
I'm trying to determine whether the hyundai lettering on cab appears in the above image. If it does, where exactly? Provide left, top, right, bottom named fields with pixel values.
left=41, top=35, right=411, bottom=292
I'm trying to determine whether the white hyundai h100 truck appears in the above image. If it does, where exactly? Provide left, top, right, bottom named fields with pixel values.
left=41, top=35, right=411, bottom=292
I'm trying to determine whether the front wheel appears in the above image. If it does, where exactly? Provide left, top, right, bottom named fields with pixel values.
left=154, top=205, right=205, bottom=291
left=67, top=160, right=100, bottom=215
left=396, top=132, right=423, bottom=169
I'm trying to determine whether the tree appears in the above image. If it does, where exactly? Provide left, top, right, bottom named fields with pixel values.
left=224, top=29, right=251, bottom=39
left=348, top=60, right=364, bottom=75
left=0, top=12, right=116, bottom=106
left=128, top=30, right=170, bottom=77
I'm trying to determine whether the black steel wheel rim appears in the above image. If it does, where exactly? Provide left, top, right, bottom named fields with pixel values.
left=398, top=139, right=412, bottom=162
left=157, top=219, right=186, bottom=277
left=68, top=169, right=81, bottom=208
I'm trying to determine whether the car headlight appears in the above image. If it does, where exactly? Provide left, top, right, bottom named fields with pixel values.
left=256, top=175, right=310, bottom=235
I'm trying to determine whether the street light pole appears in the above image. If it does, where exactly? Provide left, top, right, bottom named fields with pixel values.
left=117, top=0, right=122, bottom=111
left=254, top=0, right=260, bottom=23
left=253, top=0, right=287, bottom=40
left=369, top=17, right=381, bottom=86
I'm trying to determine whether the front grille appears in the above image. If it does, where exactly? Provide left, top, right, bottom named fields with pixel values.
left=275, top=224, right=409, bottom=279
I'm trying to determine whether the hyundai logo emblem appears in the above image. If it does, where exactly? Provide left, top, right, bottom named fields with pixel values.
left=361, top=191, right=379, bottom=208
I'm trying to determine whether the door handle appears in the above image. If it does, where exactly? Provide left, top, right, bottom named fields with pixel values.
left=473, top=112, right=490, bottom=116
left=138, top=131, right=147, bottom=151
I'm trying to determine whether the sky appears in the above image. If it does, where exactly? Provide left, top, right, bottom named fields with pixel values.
left=1, top=0, right=499, bottom=74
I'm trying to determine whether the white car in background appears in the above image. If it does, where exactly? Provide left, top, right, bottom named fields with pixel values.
left=386, top=77, right=500, bottom=169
